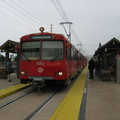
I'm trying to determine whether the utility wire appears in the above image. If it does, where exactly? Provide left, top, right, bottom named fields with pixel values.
left=1, top=0, right=83, bottom=51
left=0, top=11, right=24, bottom=28
left=0, top=3, right=36, bottom=30
left=11, top=0, right=45, bottom=26
left=19, top=0, right=50, bottom=26
left=2, top=0, right=62, bottom=33
left=19, top=0, right=62, bottom=33
left=2, top=0, right=40, bottom=27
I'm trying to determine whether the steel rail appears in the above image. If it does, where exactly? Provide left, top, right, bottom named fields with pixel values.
left=24, top=87, right=62, bottom=120
left=0, top=90, right=33, bottom=109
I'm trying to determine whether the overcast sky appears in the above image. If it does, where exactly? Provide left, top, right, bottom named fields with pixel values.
left=0, top=0, right=120, bottom=56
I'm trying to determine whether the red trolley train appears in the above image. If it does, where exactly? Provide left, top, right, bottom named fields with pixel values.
left=20, top=28, right=87, bottom=89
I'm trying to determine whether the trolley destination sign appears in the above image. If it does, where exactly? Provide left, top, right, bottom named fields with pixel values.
left=30, top=35, right=52, bottom=40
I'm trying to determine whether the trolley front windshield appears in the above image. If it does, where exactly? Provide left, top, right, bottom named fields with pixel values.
left=42, top=41, right=63, bottom=60
left=21, top=41, right=63, bottom=61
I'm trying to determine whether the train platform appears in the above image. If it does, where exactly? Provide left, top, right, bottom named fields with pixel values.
left=85, top=74, right=120, bottom=120
left=0, top=73, right=32, bottom=99
left=50, top=67, right=120, bottom=120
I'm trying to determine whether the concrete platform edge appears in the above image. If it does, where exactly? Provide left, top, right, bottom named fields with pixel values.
left=0, top=83, right=32, bottom=99
left=50, top=66, right=88, bottom=120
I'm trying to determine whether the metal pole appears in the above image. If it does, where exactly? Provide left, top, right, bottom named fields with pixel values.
left=50, top=24, right=53, bottom=33
left=60, top=22, right=73, bottom=41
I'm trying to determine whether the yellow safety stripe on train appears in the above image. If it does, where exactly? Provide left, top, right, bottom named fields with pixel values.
left=0, top=83, right=32, bottom=99
left=50, top=66, right=88, bottom=120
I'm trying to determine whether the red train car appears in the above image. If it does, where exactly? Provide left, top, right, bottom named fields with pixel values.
left=20, top=28, right=87, bottom=89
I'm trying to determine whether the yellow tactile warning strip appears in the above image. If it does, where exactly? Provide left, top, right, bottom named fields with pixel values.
left=50, top=66, right=88, bottom=120
left=0, top=83, right=32, bottom=99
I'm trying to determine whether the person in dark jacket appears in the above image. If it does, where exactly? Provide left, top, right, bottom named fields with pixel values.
left=88, top=58, right=95, bottom=79
left=7, top=59, right=12, bottom=82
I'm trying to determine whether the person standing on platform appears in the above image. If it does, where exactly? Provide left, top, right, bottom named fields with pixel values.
left=7, top=58, right=13, bottom=82
left=88, top=58, right=95, bottom=79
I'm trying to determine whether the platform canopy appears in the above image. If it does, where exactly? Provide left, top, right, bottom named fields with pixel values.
left=0, top=40, right=19, bottom=53
left=94, top=37, right=120, bottom=69
left=94, top=37, right=120, bottom=56
left=0, top=40, right=20, bottom=78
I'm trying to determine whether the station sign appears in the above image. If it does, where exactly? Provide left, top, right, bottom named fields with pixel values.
left=30, top=35, right=52, bottom=40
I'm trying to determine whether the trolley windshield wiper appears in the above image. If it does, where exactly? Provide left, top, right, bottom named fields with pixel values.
left=22, top=53, right=31, bottom=62
left=51, top=52, right=62, bottom=61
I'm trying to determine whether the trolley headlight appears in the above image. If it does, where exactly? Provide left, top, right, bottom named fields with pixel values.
left=21, top=71, right=27, bottom=75
left=58, top=72, right=63, bottom=76
left=55, top=71, right=63, bottom=76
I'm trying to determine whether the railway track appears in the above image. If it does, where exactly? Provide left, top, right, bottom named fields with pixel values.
left=24, top=87, right=62, bottom=120
left=0, top=85, right=64, bottom=120
left=0, top=90, right=33, bottom=109
left=0, top=74, right=79, bottom=120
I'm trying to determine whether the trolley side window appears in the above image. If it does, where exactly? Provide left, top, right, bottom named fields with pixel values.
left=66, top=47, right=71, bottom=60
left=21, top=41, right=40, bottom=60
left=42, top=41, right=63, bottom=60
left=71, top=47, right=77, bottom=60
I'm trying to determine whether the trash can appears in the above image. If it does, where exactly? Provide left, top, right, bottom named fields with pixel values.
left=101, top=70, right=111, bottom=81
left=0, top=67, right=7, bottom=79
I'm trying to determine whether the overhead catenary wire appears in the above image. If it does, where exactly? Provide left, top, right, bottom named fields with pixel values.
left=51, top=0, right=72, bottom=38
left=51, top=0, right=86, bottom=55
left=56, top=0, right=70, bottom=22
left=51, top=0, right=67, bottom=22
left=47, top=0, right=85, bottom=53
